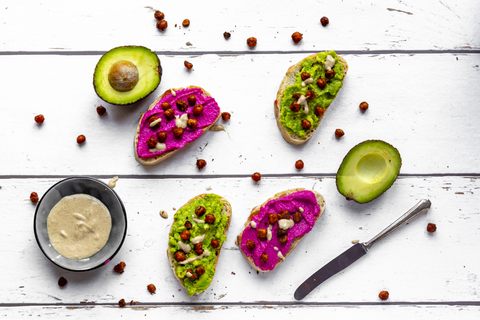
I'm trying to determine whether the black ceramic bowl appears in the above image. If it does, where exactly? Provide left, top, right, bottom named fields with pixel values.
left=34, top=177, right=127, bottom=271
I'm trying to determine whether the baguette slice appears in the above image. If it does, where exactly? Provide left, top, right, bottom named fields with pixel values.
left=236, top=188, right=325, bottom=272
left=134, top=85, right=221, bottom=165
left=167, top=193, right=232, bottom=296
left=274, top=52, right=348, bottom=144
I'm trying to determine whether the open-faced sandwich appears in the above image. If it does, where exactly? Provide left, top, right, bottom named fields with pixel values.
left=274, top=51, right=348, bottom=144
left=167, top=194, right=232, bottom=296
left=134, top=86, right=221, bottom=165
left=236, top=188, right=325, bottom=272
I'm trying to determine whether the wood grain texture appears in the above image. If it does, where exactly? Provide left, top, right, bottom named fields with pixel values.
left=1, top=54, right=479, bottom=176
left=0, top=0, right=478, bottom=52
left=1, top=177, right=478, bottom=303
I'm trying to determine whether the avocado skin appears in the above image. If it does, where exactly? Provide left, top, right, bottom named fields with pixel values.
left=93, top=46, right=162, bottom=105
left=336, top=140, right=402, bottom=204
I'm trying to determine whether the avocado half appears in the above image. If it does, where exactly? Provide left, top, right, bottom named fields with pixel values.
left=93, top=46, right=162, bottom=105
left=336, top=140, right=402, bottom=203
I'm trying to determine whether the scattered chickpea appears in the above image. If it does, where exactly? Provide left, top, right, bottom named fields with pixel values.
left=184, top=60, right=193, bottom=70
left=118, top=299, right=126, bottom=307
left=378, top=291, right=389, bottom=301
left=58, top=277, right=67, bottom=287
left=154, top=11, right=165, bottom=20
left=156, top=20, right=168, bottom=31
left=320, top=16, right=329, bottom=27
left=223, top=32, right=231, bottom=40
left=77, top=135, right=86, bottom=144
left=251, top=172, right=261, bottom=182
left=295, top=160, right=304, bottom=170
left=113, top=261, right=126, bottom=274
left=221, top=112, right=231, bottom=121
left=335, top=129, right=345, bottom=138
left=427, top=223, right=437, bottom=233
left=291, top=32, right=303, bottom=44
left=34, top=114, right=45, bottom=124
left=196, top=159, right=207, bottom=170
left=247, top=37, right=257, bottom=48
left=96, top=106, right=106, bottom=116
left=30, top=192, right=39, bottom=203
left=359, top=101, right=369, bottom=111
left=182, top=19, right=190, bottom=27
left=147, top=284, right=156, bottom=294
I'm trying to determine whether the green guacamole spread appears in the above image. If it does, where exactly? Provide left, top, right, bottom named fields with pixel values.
left=168, top=194, right=228, bottom=296
left=280, top=51, right=345, bottom=137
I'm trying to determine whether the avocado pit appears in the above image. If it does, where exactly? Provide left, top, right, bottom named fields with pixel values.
left=108, top=60, right=139, bottom=92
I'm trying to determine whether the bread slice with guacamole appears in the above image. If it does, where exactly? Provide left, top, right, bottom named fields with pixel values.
left=235, top=188, right=325, bottom=272
left=167, top=193, right=232, bottom=296
left=134, top=86, right=221, bottom=165
left=274, top=51, right=348, bottom=144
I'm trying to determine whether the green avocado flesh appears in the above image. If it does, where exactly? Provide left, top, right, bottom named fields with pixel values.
left=168, top=194, right=228, bottom=296
left=93, top=46, right=161, bottom=105
left=280, top=51, right=344, bottom=137
left=336, top=140, right=402, bottom=203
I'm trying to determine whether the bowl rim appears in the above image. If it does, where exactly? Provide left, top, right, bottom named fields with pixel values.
left=33, top=176, right=127, bottom=272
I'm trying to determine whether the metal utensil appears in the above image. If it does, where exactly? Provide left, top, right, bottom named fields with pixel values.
left=294, top=199, right=431, bottom=300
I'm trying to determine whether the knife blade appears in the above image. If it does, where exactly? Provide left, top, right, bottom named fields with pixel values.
left=294, top=199, right=431, bottom=300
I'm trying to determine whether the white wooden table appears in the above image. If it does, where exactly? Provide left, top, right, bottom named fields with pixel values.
left=1, top=0, right=479, bottom=318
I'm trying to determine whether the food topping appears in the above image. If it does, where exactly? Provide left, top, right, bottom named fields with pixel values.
left=378, top=291, right=389, bottom=301
left=187, top=94, right=197, bottom=106
left=301, top=72, right=311, bottom=81
left=314, top=107, right=325, bottom=116
left=205, top=213, right=216, bottom=224
left=30, top=192, right=39, bottom=203
left=196, top=266, right=205, bottom=275
left=149, top=116, right=162, bottom=128
left=277, top=251, right=286, bottom=261
left=191, top=234, right=206, bottom=244
left=240, top=190, right=321, bottom=271
left=335, top=129, right=344, bottom=138
left=301, top=119, right=311, bottom=130
left=359, top=101, right=369, bottom=111
left=180, top=229, right=191, bottom=240
left=305, top=90, right=315, bottom=100
left=147, top=137, right=158, bottom=148
left=193, top=104, right=204, bottom=116
left=154, top=11, right=165, bottom=20
left=247, top=37, right=257, bottom=48
left=325, top=69, right=336, bottom=79
left=250, top=221, right=257, bottom=229
left=34, top=114, right=45, bottom=124
left=292, top=211, right=303, bottom=223
left=295, top=160, right=304, bottom=170
left=316, top=78, right=327, bottom=89
left=290, top=101, right=301, bottom=112
left=173, top=127, right=184, bottom=138
left=182, top=19, right=190, bottom=27
left=221, top=112, right=231, bottom=121
left=268, top=213, right=278, bottom=225
left=325, top=55, right=335, bottom=71
left=184, top=60, right=193, bottom=70
left=320, top=16, right=329, bottom=26
left=257, top=228, right=267, bottom=240
left=260, top=253, right=268, bottom=263
left=161, top=102, right=171, bottom=110
left=427, top=223, right=437, bottom=233
left=187, top=118, right=198, bottom=129
left=252, top=172, right=261, bottom=182
left=174, top=251, right=186, bottom=262
left=176, top=100, right=187, bottom=112
left=246, top=240, right=256, bottom=250
left=77, top=135, right=86, bottom=144
left=157, top=20, right=168, bottom=31
left=194, top=243, right=204, bottom=255
left=179, top=249, right=210, bottom=265
left=196, top=159, right=207, bottom=170
left=184, top=220, right=193, bottom=229
left=211, top=239, right=220, bottom=248
left=178, top=241, right=191, bottom=253
left=301, top=77, right=314, bottom=87
left=195, top=206, right=206, bottom=217
left=58, top=277, right=67, bottom=287
left=297, top=95, right=309, bottom=114
left=292, top=32, right=303, bottom=44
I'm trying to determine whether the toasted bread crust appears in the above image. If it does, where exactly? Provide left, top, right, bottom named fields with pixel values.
left=274, top=53, right=348, bottom=144
left=167, top=194, right=232, bottom=295
left=134, top=85, right=221, bottom=165
left=235, top=188, right=325, bottom=272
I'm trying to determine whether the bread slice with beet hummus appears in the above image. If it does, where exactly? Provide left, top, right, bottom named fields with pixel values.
left=134, top=85, right=221, bottom=165
left=235, top=188, right=325, bottom=272
left=167, top=193, right=232, bottom=296
left=274, top=51, right=348, bottom=144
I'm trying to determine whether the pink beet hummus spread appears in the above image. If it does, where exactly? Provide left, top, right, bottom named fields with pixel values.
left=137, top=88, right=220, bottom=159
left=240, top=190, right=321, bottom=271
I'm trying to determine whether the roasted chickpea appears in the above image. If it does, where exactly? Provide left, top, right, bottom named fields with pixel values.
left=180, top=229, right=191, bottom=241
left=118, top=299, right=126, bottom=307
left=77, top=135, right=86, bottom=144
left=292, top=93, right=302, bottom=100
left=292, top=211, right=303, bottom=223
left=176, top=100, right=187, bottom=111
left=30, top=192, right=39, bottom=203
left=186, top=269, right=198, bottom=279
left=251, top=172, right=261, bottom=182
left=194, top=243, right=204, bottom=255
left=184, top=60, right=193, bottom=70
left=148, top=116, right=160, bottom=128
left=359, top=101, right=369, bottom=111
left=301, top=119, right=311, bottom=130
left=34, top=114, right=45, bottom=124
left=196, top=266, right=206, bottom=275
left=161, top=102, right=171, bottom=110
left=211, top=239, right=220, bottom=248
left=192, top=104, right=203, bottom=116
left=278, top=210, right=290, bottom=220
left=314, top=107, right=325, bottom=116
left=335, top=129, right=344, bottom=138
left=154, top=11, right=165, bottom=20
left=196, top=159, right=207, bottom=170
left=164, top=108, right=175, bottom=120
left=113, top=261, right=126, bottom=274
left=173, top=127, right=184, bottom=138
left=246, top=240, right=256, bottom=250
left=157, top=20, right=168, bottom=31
left=378, top=291, right=389, bottom=301
left=260, top=253, right=268, bottom=263
left=205, top=214, right=216, bottom=224
left=277, top=228, right=288, bottom=236
left=156, top=131, right=167, bottom=143
left=187, top=118, right=198, bottom=129
left=221, top=112, right=231, bottom=121
left=291, top=31, right=303, bottom=44
left=96, top=106, right=106, bottom=116
left=247, top=37, right=257, bottom=48
left=325, top=70, right=335, bottom=79
left=187, top=94, right=197, bottom=106
left=147, top=136, right=158, bottom=148
left=301, top=72, right=311, bottom=81
left=223, top=32, right=231, bottom=39
left=268, top=213, right=278, bottom=225
left=427, top=223, right=437, bottom=233
left=317, top=78, right=327, bottom=89
left=195, top=206, right=206, bottom=217
left=290, top=101, right=301, bottom=112
left=295, top=160, right=304, bottom=170
left=320, top=16, right=329, bottom=27
left=174, top=251, right=186, bottom=262
left=257, top=228, right=267, bottom=240
left=182, top=19, right=190, bottom=27
left=305, top=90, right=315, bottom=100
left=147, top=284, right=156, bottom=294
left=278, top=234, right=288, bottom=244
left=184, top=220, right=192, bottom=230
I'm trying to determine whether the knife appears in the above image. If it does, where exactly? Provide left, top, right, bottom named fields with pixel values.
left=294, top=199, right=431, bottom=300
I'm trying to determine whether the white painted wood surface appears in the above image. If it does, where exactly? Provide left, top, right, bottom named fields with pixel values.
left=1, top=0, right=479, bottom=318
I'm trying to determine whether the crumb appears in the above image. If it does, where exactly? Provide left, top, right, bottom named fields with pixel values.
left=206, top=186, right=212, bottom=190
left=113, top=262, right=126, bottom=274
left=186, top=42, right=192, bottom=46
left=351, top=240, right=359, bottom=244
left=119, top=299, right=126, bottom=307
left=231, top=272, right=236, bottom=275
left=159, top=210, right=168, bottom=219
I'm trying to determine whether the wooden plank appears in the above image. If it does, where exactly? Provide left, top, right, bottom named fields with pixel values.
left=1, top=304, right=480, bottom=319
left=0, top=176, right=478, bottom=303
left=0, top=53, right=479, bottom=175
left=0, top=0, right=478, bottom=52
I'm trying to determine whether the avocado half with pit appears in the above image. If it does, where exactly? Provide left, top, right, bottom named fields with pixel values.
left=94, top=46, right=162, bottom=105
left=336, top=140, right=402, bottom=203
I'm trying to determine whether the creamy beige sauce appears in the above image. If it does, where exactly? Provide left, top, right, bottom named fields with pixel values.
left=277, top=251, right=286, bottom=261
left=149, top=118, right=162, bottom=127
left=192, top=215, right=205, bottom=224
left=267, top=224, right=273, bottom=241
left=301, top=77, right=314, bottom=87
left=179, top=249, right=211, bottom=265
left=175, top=114, right=188, bottom=128
left=325, top=55, right=335, bottom=71
left=191, top=234, right=205, bottom=244
left=250, top=221, right=257, bottom=229
left=278, top=219, right=294, bottom=230
left=47, top=194, right=112, bottom=260
left=149, top=142, right=166, bottom=153
left=297, top=95, right=309, bottom=114
left=178, top=241, right=191, bottom=253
